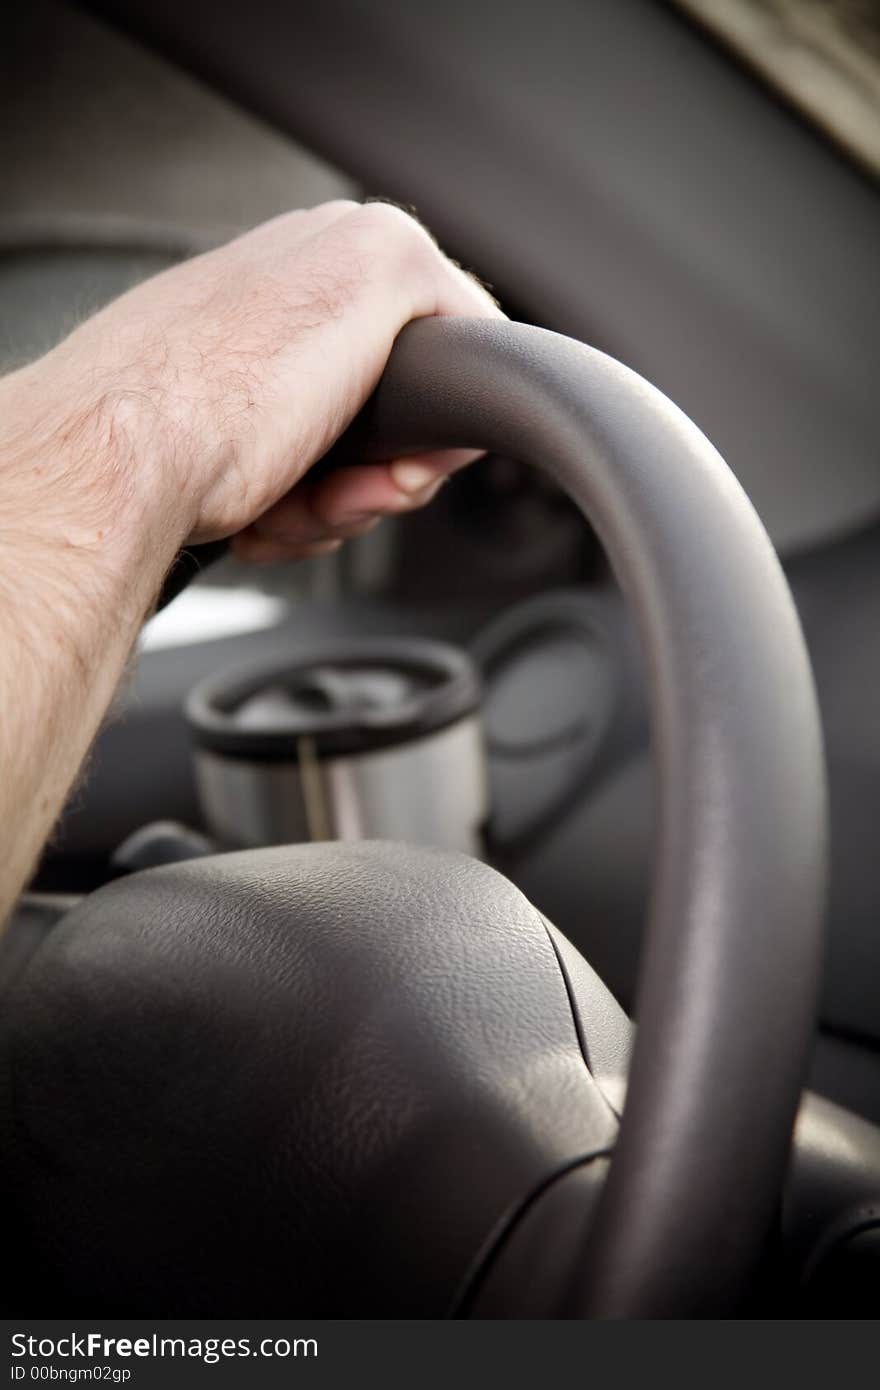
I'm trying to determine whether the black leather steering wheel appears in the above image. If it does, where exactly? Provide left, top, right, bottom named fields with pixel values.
left=0, top=319, right=827, bottom=1318
left=349, top=318, right=828, bottom=1312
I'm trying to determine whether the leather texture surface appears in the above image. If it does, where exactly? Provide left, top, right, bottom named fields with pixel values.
left=466, top=1157, right=612, bottom=1318
left=0, top=842, right=617, bottom=1316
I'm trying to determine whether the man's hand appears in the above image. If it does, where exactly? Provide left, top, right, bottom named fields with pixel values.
left=26, top=200, right=503, bottom=564
left=0, top=202, right=503, bottom=925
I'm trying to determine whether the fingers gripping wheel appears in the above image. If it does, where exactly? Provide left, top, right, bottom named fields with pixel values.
left=1, top=320, right=826, bottom=1318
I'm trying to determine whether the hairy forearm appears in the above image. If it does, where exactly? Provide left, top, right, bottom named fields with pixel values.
left=0, top=357, right=186, bottom=926
left=0, top=202, right=503, bottom=927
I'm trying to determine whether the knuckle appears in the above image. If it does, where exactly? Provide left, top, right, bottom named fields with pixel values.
left=324, top=197, right=362, bottom=213
left=351, top=202, right=437, bottom=259
left=298, top=199, right=364, bottom=226
left=342, top=204, right=446, bottom=312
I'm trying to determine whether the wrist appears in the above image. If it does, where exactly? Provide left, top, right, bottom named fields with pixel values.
left=0, top=352, right=190, bottom=615
left=0, top=356, right=190, bottom=925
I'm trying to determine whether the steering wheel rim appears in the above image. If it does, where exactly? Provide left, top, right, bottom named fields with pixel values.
left=338, top=316, right=827, bottom=1316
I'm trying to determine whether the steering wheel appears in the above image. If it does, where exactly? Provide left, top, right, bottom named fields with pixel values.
left=0, top=320, right=826, bottom=1318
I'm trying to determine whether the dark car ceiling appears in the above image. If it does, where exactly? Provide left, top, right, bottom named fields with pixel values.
left=79, top=0, right=880, bottom=555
